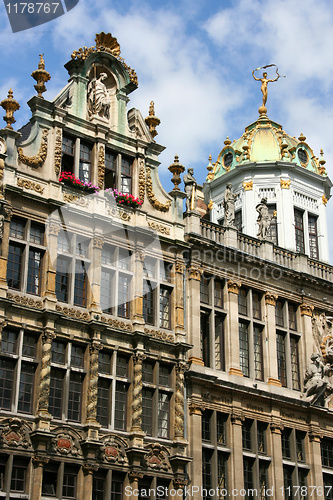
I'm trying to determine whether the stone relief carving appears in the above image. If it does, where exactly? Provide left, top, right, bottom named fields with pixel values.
left=87, top=73, right=111, bottom=120
left=17, top=128, right=48, bottom=168
left=100, top=435, right=128, bottom=464
left=256, top=197, right=273, bottom=240
left=303, top=352, right=332, bottom=406
left=0, top=418, right=32, bottom=449
left=144, top=443, right=171, bottom=471
left=223, top=183, right=236, bottom=227
left=50, top=427, right=83, bottom=456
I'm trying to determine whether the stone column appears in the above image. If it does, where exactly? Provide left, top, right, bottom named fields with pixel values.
left=307, top=427, right=324, bottom=498
left=132, top=249, right=145, bottom=326
left=90, top=236, right=104, bottom=311
left=37, top=330, right=56, bottom=426
left=86, top=339, right=101, bottom=427
left=265, top=293, right=281, bottom=386
left=131, top=352, right=146, bottom=434
left=269, top=419, right=284, bottom=494
left=300, top=304, right=315, bottom=366
left=188, top=263, right=203, bottom=365
left=82, top=463, right=98, bottom=500
left=0, top=201, right=12, bottom=290
left=230, top=412, right=244, bottom=492
left=226, top=280, right=242, bottom=376
left=30, top=455, right=49, bottom=500
left=175, top=259, right=186, bottom=340
left=188, top=401, right=203, bottom=500
left=44, top=221, right=60, bottom=300
left=128, top=472, right=144, bottom=500
left=174, top=362, right=188, bottom=440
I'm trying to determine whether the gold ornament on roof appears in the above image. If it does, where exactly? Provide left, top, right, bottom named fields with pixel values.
left=71, top=32, right=138, bottom=86
left=252, top=64, right=285, bottom=116
left=0, top=89, right=20, bottom=129
left=298, top=132, right=306, bottom=142
left=31, top=54, right=51, bottom=98
left=322, top=195, right=328, bottom=206
left=206, top=154, right=214, bottom=181
left=319, top=149, right=327, bottom=175
left=145, top=101, right=160, bottom=139
left=224, top=136, right=231, bottom=146
left=168, top=155, right=185, bottom=191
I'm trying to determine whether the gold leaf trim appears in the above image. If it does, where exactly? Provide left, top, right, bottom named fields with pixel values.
left=243, top=180, right=253, bottom=191
left=17, top=129, right=48, bottom=168
left=147, top=221, right=170, bottom=235
left=54, top=129, right=62, bottom=176
left=63, top=193, right=90, bottom=207
left=100, top=316, right=132, bottom=331
left=144, top=327, right=174, bottom=343
left=17, top=177, right=44, bottom=194
left=139, top=160, right=145, bottom=202
left=280, top=179, right=291, bottom=189
left=56, top=304, right=89, bottom=321
left=7, top=292, right=43, bottom=309
left=98, top=145, right=105, bottom=189
left=146, top=167, right=171, bottom=212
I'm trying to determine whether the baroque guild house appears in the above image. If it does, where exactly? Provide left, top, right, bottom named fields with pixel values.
left=0, top=32, right=332, bottom=500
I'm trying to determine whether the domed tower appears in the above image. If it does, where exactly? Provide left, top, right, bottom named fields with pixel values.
left=204, top=80, right=332, bottom=262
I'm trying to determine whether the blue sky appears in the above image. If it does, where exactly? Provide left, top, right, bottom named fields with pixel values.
left=1, top=0, right=333, bottom=258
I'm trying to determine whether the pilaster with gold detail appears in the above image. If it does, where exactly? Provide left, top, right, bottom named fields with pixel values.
left=269, top=417, right=284, bottom=494
left=0, top=200, right=12, bottom=289
left=90, top=235, right=104, bottom=311
left=133, top=248, right=145, bottom=325
left=230, top=409, right=245, bottom=492
left=227, top=280, right=242, bottom=375
left=265, top=292, right=281, bottom=386
left=188, top=263, right=203, bottom=365
left=44, top=221, right=60, bottom=302
left=31, top=455, right=50, bottom=500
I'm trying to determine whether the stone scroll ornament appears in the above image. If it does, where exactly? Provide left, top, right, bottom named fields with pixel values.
left=37, top=331, right=56, bottom=414
left=131, top=352, right=146, bottom=431
left=17, top=129, right=48, bottom=168
left=86, top=340, right=101, bottom=420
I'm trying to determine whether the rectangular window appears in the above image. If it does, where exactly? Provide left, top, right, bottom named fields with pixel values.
left=321, top=438, right=333, bottom=467
left=10, top=218, right=25, bottom=239
left=214, top=279, right=224, bottom=308
left=142, top=361, right=154, bottom=384
left=281, top=428, right=291, bottom=459
left=201, top=411, right=211, bottom=442
left=18, top=362, right=35, bottom=413
left=201, top=312, right=210, bottom=367
left=290, top=336, right=300, bottom=391
left=157, top=392, right=170, bottom=438
left=68, top=372, right=82, bottom=422
left=10, top=458, right=27, bottom=492
left=217, top=413, right=226, bottom=444
left=27, top=249, right=42, bottom=294
left=275, top=300, right=284, bottom=327
left=239, top=321, right=249, bottom=377
left=234, top=210, right=242, bottom=232
left=79, top=141, right=92, bottom=182
left=252, top=292, right=261, bottom=319
left=52, top=340, right=66, bottom=364
left=159, top=287, right=171, bottom=329
left=97, top=379, right=110, bottom=427
left=254, top=326, right=263, bottom=380
left=308, top=214, right=318, bottom=259
left=277, top=332, right=287, bottom=386
left=143, top=280, right=154, bottom=325
left=202, top=449, right=212, bottom=498
left=215, top=314, right=225, bottom=371
left=2, top=329, right=18, bottom=354
left=296, top=431, right=305, bottom=462
left=74, top=260, right=87, bottom=307
left=30, top=223, right=44, bottom=244
left=118, top=274, right=130, bottom=318
left=243, top=458, right=254, bottom=493
left=98, top=351, right=111, bottom=374
left=294, top=209, right=305, bottom=253
left=0, top=358, right=15, bottom=409
left=22, top=332, right=37, bottom=358
left=200, top=276, right=210, bottom=304
left=259, top=462, right=269, bottom=500
left=114, top=382, right=127, bottom=431
left=159, top=364, right=171, bottom=387
left=42, top=463, right=58, bottom=496
left=100, top=269, right=113, bottom=314
left=257, top=423, right=267, bottom=454
left=242, top=419, right=252, bottom=450
left=7, top=243, right=23, bottom=289
left=121, top=156, right=132, bottom=194
left=238, top=288, right=248, bottom=315
left=111, top=475, right=123, bottom=500
left=55, top=257, right=70, bottom=302
left=105, top=150, right=117, bottom=190
left=142, top=388, right=153, bottom=435
left=62, top=135, right=75, bottom=173
left=71, top=345, right=84, bottom=368
left=283, top=466, right=293, bottom=497
left=218, top=453, right=228, bottom=497
left=288, top=304, right=297, bottom=330
left=268, top=204, right=278, bottom=245
left=49, top=368, right=64, bottom=418
left=63, top=466, right=77, bottom=499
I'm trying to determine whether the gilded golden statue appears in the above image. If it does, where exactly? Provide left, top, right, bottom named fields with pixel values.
left=252, top=64, right=284, bottom=114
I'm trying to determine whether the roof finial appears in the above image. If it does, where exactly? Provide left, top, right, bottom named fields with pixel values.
left=319, top=149, right=327, bottom=176
left=0, top=88, right=20, bottom=129
left=168, top=154, right=185, bottom=191
left=252, top=64, right=284, bottom=116
left=145, top=101, right=161, bottom=139
left=31, top=53, right=51, bottom=98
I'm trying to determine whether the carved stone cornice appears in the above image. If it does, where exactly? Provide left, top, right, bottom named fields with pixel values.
left=100, top=316, right=132, bottom=332
left=143, top=327, right=174, bottom=343
left=308, top=427, right=323, bottom=443
left=270, top=419, right=284, bottom=435
left=17, top=128, right=48, bottom=168
left=7, top=292, right=43, bottom=309
left=147, top=220, right=170, bottom=235
left=55, top=304, right=89, bottom=321
left=231, top=410, right=244, bottom=426
left=17, top=177, right=44, bottom=194
left=265, top=292, right=278, bottom=306
left=300, top=303, right=314, bottom=317
left=227, top=280, right=241, bottom=294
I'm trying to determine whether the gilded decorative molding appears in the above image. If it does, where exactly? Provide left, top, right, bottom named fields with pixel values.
left=63, top=193, right=90, bottom=207
left=93, top=236, right=104, bottom=249
left=100, top=316, right=132, bottom=331
left=32, top=455, right=50, bottom=468
left=147, top=220, right=171, bottom=235
left=144, top=443, right=171, bottom=471
left=321, top=335, right=333, bottom=364
left=175, top=260, right=185, bottom=274
left=7, top=292, right=43, bottom=309
left=98, top=145, right=105, bottom=190
left=37, top=330, right=56, bottom=413
left=243, top=180, right=253, bottom=191
left=146, top=167, right=171, bottom=212
left=144, top=327, right=174, bottom=342
left=188, top=401, right=203, bottom=416
left=71, top=32, right=138, bottom=86
left=265, top=292, right=278, bottom=306
left=231, top=411, right=245, bottom=426
left=131, top=352, right=146, bottom=431
left=100, top=435, right=128, bottom=464
left=54, top=128, right=62, bottom=176
left=227, top=280, right=241, bottom=294
left=17, top=129, right=48, bottom=168
left=51, top=429, right=83, bottom=456
left=280, top=179, right=291, bottom=189
left=0, top=418, right=32, bottom=449
left=55, top=304, right=89, bottom=321
left=322, top=195, right=328, bottom=206
left=17, top=177, right=44, bottom=194
left=300, top=303, right=314, bottom=317
left=48, top=222, right=61, bottom=236
left=188, top=265, right=202, bottom=281
left=308, top=426, right=323, bottom=443
left=175, top=362, right=189, bottom=438
left=139, top=160, right=145, bottom=202
left=86, top=339, right=101, bottom=421
left=270, top=420, right=284, bottom=434
left=107, top=207, right=131, bottom=221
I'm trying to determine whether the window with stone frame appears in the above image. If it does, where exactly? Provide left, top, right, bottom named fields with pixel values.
left=120, top=155, right=133, bottom=194
left=267, top=203, right=278, bottom=245
left=308, top=214, right=319, bottom=260
left=100, top=244, right=133, bottom=319
left=242, top=419, right=271, bottom=499
left=238, top=288, right=265, bottom=380
left=96, top=350, right=130, bottom=430
left=141, top=359, right=173, bottom=439
left=282, top=428, right=309, bottom=499
left=142, top=258, right=173, bottom=329
left=55, top=231, right=91, bottom=307
left=7, top=217, right=46, bottom=295
left=92, top=470, right=125, bottom=500
left=275, top=300, right=301, bottom=390
left=48, top=340, right=87, bottom=422
left=294, top=208, right=305, bottom=254
left=105, top=149, right=117, bottom=190
left=200, top=275, right=226, bottom=370
left=0, top=455, right=30, bottom=495
left=42, top=462, right=80, bottom=499
left=0, top=328, right=39, bottom=414
left=201, top=410, right=229, bottom=499
left=61, top=133, right=93, bottom=182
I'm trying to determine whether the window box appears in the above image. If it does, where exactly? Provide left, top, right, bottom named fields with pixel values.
left=105, top=188, right=143, bottom=209
left=59, top=172, right=99, bottom=194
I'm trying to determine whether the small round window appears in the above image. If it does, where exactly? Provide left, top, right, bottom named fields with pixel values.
left=223, top=152, right=233, bottom=169
left=298, top=148, right=308, bottom=165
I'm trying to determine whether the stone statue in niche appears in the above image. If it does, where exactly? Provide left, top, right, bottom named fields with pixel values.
left=87, top=72, right=111, bottom=120
left=256, top=197, right=272, bottom=240
left=303, top=352, right=332, bottom=406
left=183, top=168, right=197, bottom=212
left=223, top=183, right=236, bottom=227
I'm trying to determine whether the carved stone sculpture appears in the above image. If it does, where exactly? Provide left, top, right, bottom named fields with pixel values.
left=87, top=73, right=111, bottom=119
left=303, top=353, right=332, bottom=406
left=223, top=183, right=236, bottom=227
left=256, top=197, right=272, bottom=240
left=183, top=168, right=197, bottom=212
